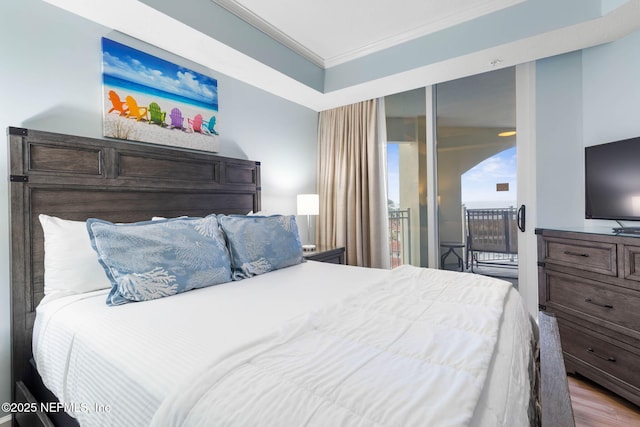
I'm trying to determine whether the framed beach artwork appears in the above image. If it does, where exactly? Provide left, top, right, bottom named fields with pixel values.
left=101, top=37, right=219, bottom=152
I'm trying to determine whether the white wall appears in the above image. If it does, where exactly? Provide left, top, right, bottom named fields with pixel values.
left=0, top=0, right=318, bottom=412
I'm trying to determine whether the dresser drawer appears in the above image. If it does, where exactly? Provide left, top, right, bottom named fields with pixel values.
left=544, top=237, right=616, bottom=276
left=559, top=321, right=640, bottom=389
left=545, top=270, right=640, bottom=333
left=623, top=245, right=640, bottom=282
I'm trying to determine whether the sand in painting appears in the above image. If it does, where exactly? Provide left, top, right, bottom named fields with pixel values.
left=103, top=86, right=220, bottom=153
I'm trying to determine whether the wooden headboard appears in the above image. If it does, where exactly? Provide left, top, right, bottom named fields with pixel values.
left=8, top=127, right=261, bottom=392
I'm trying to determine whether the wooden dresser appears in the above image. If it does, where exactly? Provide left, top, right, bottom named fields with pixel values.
left=537, top=228, right=640, bottom=406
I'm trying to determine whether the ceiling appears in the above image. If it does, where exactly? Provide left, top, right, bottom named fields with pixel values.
left=42, top=0, right=640, bottom=111
left=205, top=0, right=525, bottom=128
left=210, top=0, right=524, bottom=67
left=213, top=0, right=517, bottom=128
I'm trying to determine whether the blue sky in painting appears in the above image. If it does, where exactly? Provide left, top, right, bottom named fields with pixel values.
left=101, top=38, right=217, bottom=107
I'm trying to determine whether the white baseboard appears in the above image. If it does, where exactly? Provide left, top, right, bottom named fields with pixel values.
left=0, top=414, right=11, bottom=427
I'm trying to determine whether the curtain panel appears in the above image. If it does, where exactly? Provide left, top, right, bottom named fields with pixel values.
left=317, top=99, right=390, bottom=269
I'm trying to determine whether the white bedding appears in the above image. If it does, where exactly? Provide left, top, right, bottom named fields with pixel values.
left=33, top=261, right=533, bottom=426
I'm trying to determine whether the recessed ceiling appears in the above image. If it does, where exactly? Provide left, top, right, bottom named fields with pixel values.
left=211, top=0, right=525, bottom=67
left=42, top=0, right=640, bottom=111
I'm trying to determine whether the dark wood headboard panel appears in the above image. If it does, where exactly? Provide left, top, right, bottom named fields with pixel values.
left=8, top=127, right=261, bottom=392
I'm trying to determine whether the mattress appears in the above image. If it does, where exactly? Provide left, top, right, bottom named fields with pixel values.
left=33, top=261, right=533, bottom=426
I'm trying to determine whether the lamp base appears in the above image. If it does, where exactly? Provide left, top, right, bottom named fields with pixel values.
left=302, top=244, right=316, bottom=252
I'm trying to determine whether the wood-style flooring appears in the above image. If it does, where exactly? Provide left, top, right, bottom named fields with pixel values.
left=568, top=374, right=640, bottom=426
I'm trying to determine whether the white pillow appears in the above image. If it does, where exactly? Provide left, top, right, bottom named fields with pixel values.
left=39, top=214, right=111, bottom=296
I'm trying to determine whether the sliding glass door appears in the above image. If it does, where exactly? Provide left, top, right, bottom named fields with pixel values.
left=435, top=67, right=519, bottom=285
left=384, top=64, right=538, bottom=316
left=385, top=88, right=427, bottom=267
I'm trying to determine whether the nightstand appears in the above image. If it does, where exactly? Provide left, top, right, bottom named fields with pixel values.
left=303, top=246, right=345, bottom=264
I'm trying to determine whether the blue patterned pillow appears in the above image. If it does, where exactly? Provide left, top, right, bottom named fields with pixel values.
left=218, top=215, right=304, bottom=280
left=87, top=215, right=231, bottom=306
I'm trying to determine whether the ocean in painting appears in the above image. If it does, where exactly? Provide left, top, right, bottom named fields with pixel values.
left=103, top=75, right=218, bottom=112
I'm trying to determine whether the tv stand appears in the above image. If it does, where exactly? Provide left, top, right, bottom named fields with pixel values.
left=613, top=227, right=640, bottom=234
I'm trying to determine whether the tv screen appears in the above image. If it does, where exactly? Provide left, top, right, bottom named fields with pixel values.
left=585, top=136, right=640, bottom=221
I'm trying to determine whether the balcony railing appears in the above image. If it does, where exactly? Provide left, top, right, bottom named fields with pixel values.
left=465, top=207, right=518, bottom=271
left=387, top=207, right=518, bottom=271
left=388, top=208, right=411, bottom=268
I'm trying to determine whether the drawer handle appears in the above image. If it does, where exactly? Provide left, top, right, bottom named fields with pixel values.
left=564, top=250, right=590, bottom=257
left=586, top=348, right=616, bottom=362
left=585, top=298, right=613, bottom=309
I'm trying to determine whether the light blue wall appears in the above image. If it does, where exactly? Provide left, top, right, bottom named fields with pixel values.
left=535, top=29, right=640, bottom=229
left=583, top=30, right=640, bottom=147
left=535, top=51, right=585, bottom=228
left=602, top=0, right=628, bottom=14
left=0, top=0, right=318, bottom=413
left=140, top=0, right=325, bottom=92
left=325, top=0, right=602, bottom=92
left=140, top=0, right=603, bottom=95
left=582, top=29, right=640, bottom=229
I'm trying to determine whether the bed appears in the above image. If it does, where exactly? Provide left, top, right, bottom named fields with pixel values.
left=8, top=127, right=572, bottom=426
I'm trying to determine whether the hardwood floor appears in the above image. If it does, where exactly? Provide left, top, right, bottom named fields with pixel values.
left=568, top=374, right=640, bottom=426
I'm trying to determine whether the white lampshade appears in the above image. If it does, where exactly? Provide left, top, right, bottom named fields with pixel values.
left=297, top=194, right=319, bottom=216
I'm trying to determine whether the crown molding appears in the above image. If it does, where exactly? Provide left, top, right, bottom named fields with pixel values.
left=210, top=0, right=325, bottom=67
left=211, top=0, right=524, bottom=68
left=43, top=0, right=640, bottom=111
left=322, top=0, right=525, bottom=68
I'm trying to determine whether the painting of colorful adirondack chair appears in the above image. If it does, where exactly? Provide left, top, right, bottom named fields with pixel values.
left=101, top=37, right=220, bottom=152
left=203, top=115, right=219, bottom=135
left=188, top=114, right=204, bottom=133
left=169, top=108, right=184, bottom=130
left=149, top=102, right=166, bottom=126
left=107, top=90, right=128, bottom=116
left=125, top=96, right=149, bottom=122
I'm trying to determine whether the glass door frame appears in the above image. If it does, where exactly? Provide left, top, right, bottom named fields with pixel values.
left=514, top=62, right=538, bottom=318
left=425, top=86, right=439, bottom=268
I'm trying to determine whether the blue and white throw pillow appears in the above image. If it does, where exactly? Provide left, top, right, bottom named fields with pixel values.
left=218, top=215, right=304, bottom=280
left=87, top=215, right=231, bottom=306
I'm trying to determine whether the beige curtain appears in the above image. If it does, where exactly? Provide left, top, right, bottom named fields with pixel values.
left=317, top=98, right=390, bottom=269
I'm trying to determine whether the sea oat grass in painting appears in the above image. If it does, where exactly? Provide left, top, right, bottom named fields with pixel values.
left=104, top=115, right=139, bottom=140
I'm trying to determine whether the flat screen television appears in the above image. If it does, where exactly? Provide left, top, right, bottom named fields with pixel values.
left=585, top=136, right=640, bottom=227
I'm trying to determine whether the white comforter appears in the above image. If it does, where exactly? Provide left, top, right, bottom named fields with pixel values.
left=151, top=265, right=511, bottom=426
left=33, top=261, right=532, bottom=426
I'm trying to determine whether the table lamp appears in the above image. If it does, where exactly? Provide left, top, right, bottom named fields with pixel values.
left=297, top=194, right=319, bottom=251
